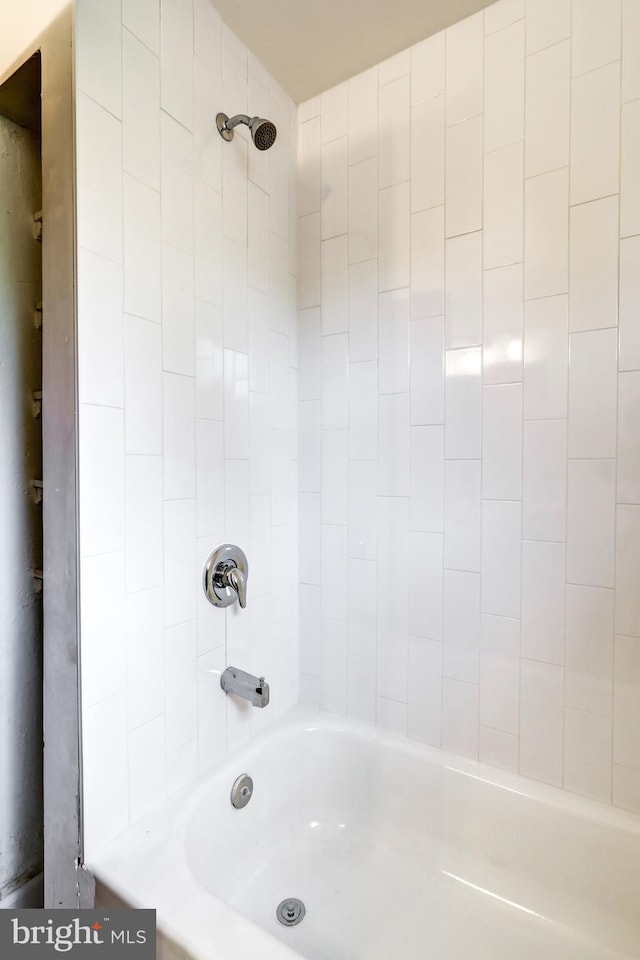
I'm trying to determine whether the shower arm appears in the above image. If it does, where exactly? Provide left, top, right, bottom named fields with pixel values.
left=222, top=114, right=252, bottom=130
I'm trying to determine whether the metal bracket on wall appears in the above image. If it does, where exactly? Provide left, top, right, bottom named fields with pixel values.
left=34, top=301, right=42, bottom=329
left=32, top=210, right=42, bottom=241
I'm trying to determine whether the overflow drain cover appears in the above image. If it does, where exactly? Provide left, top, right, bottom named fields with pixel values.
left=276, top=898, right=306, bottom=926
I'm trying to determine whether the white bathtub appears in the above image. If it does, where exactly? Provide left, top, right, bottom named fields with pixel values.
left=92, top=707, right=640, bottom=960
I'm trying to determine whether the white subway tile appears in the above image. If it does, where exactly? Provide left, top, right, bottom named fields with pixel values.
left=523, top=294, right=568, bottom=420
left=408, top=532, right=443, bottom=641
left=194, top=57, right=222, bottom=192
left=348, top=260, right=378, bottom=362
left=347, top=655, right=376, bottom=725
left=616, top=505, right=640, bottom=639
left=484, top=20, right=524, bottom=152
left=77, top=249, right=124, bottom=408
left=521, top=540, right=566, bottom=664
left=321, top=136, right=348, bottom=239
left=569, top=197, right=619, bottom=333
left=126, top=586, right=165, bottom=730
left=444, top=459, right=481, bottom=572
left=300, top=583, right=321, bottom=675
left=298, top=116, right=321, bottom=217
left=299, top=96, right=320, bottom=123
left=482, top=383, right=522, bottom=500
left=196, top=649, right=226, bottom=773
left=479, top=613, right=520, bottom=734
left=525, top=40, right=570, bottom=179
left=348, top=158, right=378, bottom=264
left=196, top=418, right=224, bottom=539
left=321, top=83, right=349, bottom=144
left=621, top=99, right=640, bottom=238
left=443, top=570, right=480, bottom=683
left=568, top=329, right=618, bottom=459
left=377, top=697, right=408, bottom=736
left=377, top=599, right=409, bottom=702
left=194, top=0, right=221, bottom=67
left=161, top=0, right=194, bottom=130
left=378, top=182, right=410, bottom=292
left=484, top=142, right=524, bottom=269
left=79, top=405, right=125, bottom=557
left=379, top=288, right=410, bottom=393
left=298, top=213, right=321, bottom=308
left=411, top=31, right=445, bottom=105
left=124, top=314, right=162, bottom=455
left=522, top=419, right=567, bottom=542
left=194, top=182, right=222, bottom=307
left=162, top=244, right=195, bottom=376
left=411, top=206, right=445, bottom=321
left=77, top=94, right=122, bottom=263
left=321, top=524, right=348, bottom=620
left=620, top=237, right=640, bottom=372
left=527, top=0, right=570, bottom=54
left=81, top=552, right=126, bottom=708
left=483, top=263, right=523, bottom=385
left=565, top=584, right=614, bottom=716
left=613, top=764, right=640, bottom=814
left=123, top=176, right=161, bottom=325
left=161, top=112, right=194, bottom=254
left=481, top=500, right=522, bottom=619
left=444, top=348, right=482, bottom=459
left=163, top=499, right=196, bottom=627
left=566, top=459, right=615, bottom=588
left=321, top=429, right=348, bottom=525
left=445, top=231, right=482, bottom=349
left=321, top=334, right=349, bottom=429
left=82, top=696, right=129, bottom=856
left=613, top=634, right=640, bottom=769
left=564, top=709, right=612, bottom=803
left=123, top=29, right=160, bottom=189
left=320, top=618, right=348, bottom=715
left=165, top=619, right=197, bottom=752
left=618, top=373, right=640, bottom=503
left=298, top=307, right=321, bottom=401
left=408, top=637, right=442, bottom=746
left=349, top=361, right=377, bottom=460
left=570, top=62, right=621, bottom=206
left=321, top=236, right=349, bottom=335
left=247, top=183, right=269, bottom=293
left=410, top=425, right=444, bottom=533
left=520, top=659, right=564, bottom=785
left=298, top=400, right=321, bottom=493
left=445, top=12, right=484, bottom=125
left=126, top=455, right=163, bottom=592
left=195, top=300, right=223, bottom=420
left=571, top=0, right=621, bottom=77
left=410, top=316, right=445, bottom=425
left=445, top=116, right=483, bottom=237
left=479, top=727, right=518, bottom=772
left=524, top=169, right=569, bottom=300
left=622, top=0, right=640, bottom=102
left=128, top=715, right=166, bottom=820
left=224, top=458, right=250, bottom=549
left=76, top=0, right=121, bottom=116
left=378, top=74, right=411, bottom=189
left=248, top=290, right=271, bottom=397
left=377, top=497, right=409, bottom=601
left=124, top=0, right=160, bottom=55
left=163, top=373, right=196, bottom=500
left=299, top=493, right=321, bottom=585
left=442, top=679, right=479, bottom=759
left=348, top=461, right=378, bottom=560
left=379, top=49, right=410, bottom=85
left=347, top=559, right=377, bottom=659
left=411, top=96, right=445, bottom=213
left=378, top=394, right=410, bottom=496
left=299, top=674, right=320, bottom=707
left=486, top=0, right=524, bottom=32
left=348, top=68, right=378, bottom=165
left=222, top=133, right=247, bottom=248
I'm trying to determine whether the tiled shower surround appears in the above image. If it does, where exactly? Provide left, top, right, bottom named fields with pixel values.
left=297, top=0, right=640, bottom=811
left=75, top=0, right=640, bottom=859
left=76, top=0, right=299, bottom=856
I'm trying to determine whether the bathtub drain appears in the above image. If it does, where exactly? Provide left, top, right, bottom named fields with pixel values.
left=276, top=898, right=306, bottom=926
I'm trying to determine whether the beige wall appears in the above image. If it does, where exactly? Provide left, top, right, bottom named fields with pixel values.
left=0, top=0, right=69, bottom=80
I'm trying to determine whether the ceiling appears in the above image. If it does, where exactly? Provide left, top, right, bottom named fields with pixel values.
left=213, top=0, right=497, bottom=103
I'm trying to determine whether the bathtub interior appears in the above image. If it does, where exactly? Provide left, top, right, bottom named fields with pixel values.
left=181, top=713, right=640, bottom=960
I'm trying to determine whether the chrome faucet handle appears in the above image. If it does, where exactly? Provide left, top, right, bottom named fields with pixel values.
left=202, top=544, right=249, bottom=608
left=227, top=566, right=247, bottom=608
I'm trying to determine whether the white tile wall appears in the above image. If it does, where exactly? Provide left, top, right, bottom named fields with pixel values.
left=297, top=0, right=640, bottom=811
left=77, top=0, right=298, bottom=858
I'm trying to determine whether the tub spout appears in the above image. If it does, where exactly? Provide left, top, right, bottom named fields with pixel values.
left=221, top=666, right=270, bottom=708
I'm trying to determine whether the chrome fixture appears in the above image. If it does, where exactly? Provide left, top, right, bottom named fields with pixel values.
left=202, top=544, right=248, bottom=608
left=276, top=899, right=306, bottom=927
left=221, top=666, right=270, bottom=708
left=230, top=773, right=254, bottom=809
left=216, top=112, right=277, bottom=150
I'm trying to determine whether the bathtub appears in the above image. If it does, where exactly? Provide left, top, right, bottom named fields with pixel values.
left=92, top=706, right=640, bottom=960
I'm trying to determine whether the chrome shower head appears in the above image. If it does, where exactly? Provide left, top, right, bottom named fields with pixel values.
left=216, top=112, right=277, bottom=151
